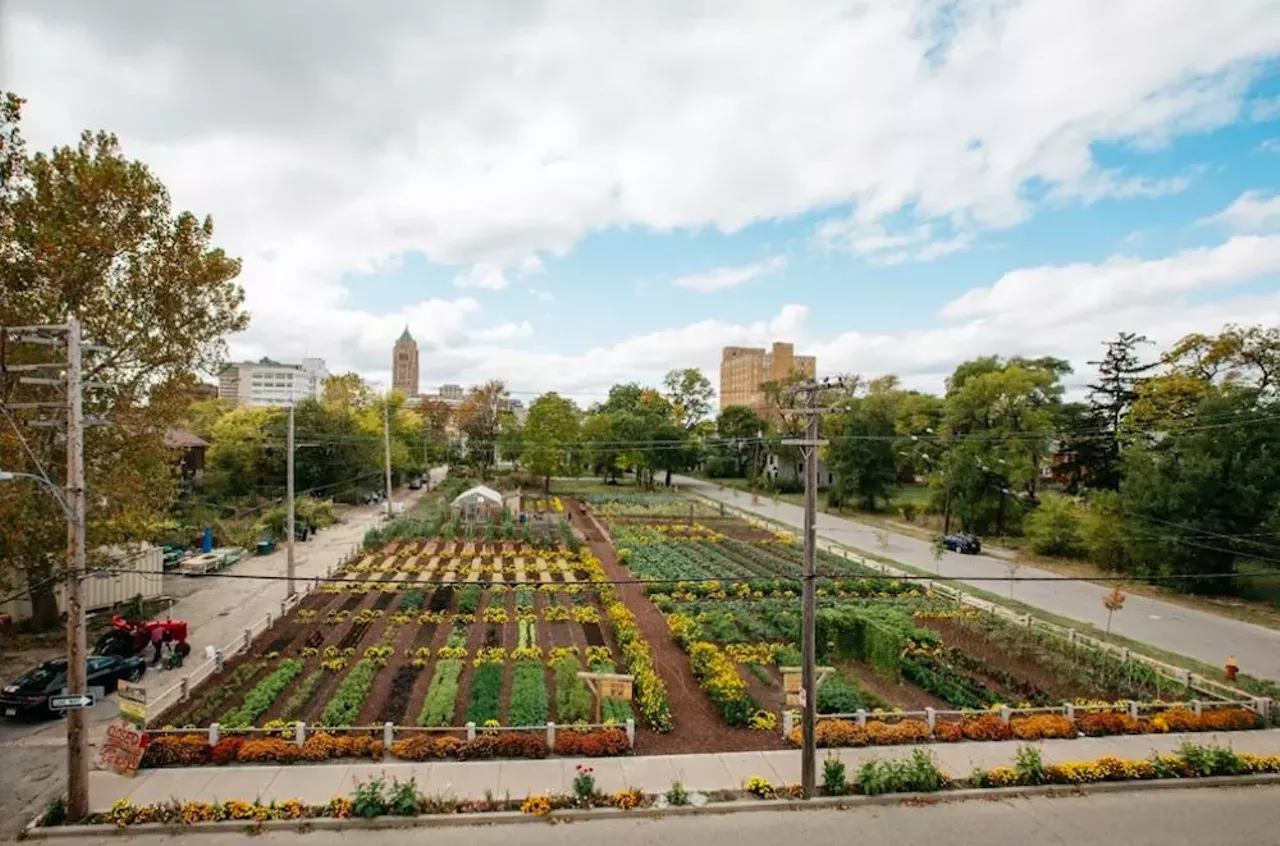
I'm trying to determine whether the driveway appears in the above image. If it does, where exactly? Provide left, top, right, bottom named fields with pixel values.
left=674, top=475, right=1280, bottom=682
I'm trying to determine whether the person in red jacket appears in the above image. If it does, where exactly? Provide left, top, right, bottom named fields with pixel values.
left=1225, top=655, right=1239, bottom=681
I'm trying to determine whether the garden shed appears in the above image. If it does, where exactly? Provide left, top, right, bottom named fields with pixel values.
left=451, top=484, right=505, bottom=522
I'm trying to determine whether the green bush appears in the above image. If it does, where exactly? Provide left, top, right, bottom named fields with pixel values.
left=901, top=655, right=1000, bottom=709
left=466, top=664, right=503, bottom=725
left=1080, top=489, right=1130, bottom=570
left=553, top=656, right=594, bottom=723
left=418, top=659, right=463, bottom=727
left=457, top=585, right=483, bottom=615
left=1023, top=494, right=1084, bottom=557
left=220, top=659, right=305, bottom=727
left=506, top=662, right=549, bottom=726
left=816, top=674, right=864, bottom=714
left=320, top=659, right=379, bottom=727
left=857, top=750, right=946, bottom=795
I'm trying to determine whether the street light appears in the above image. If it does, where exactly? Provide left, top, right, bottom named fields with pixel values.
left=0, top=469, right=73, bottom=517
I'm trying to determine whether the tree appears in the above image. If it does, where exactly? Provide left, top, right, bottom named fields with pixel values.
left=522, top=393, right=579, bottom=491
left=715, top=405, right=769, bottom=480
left=322, top=372, right=374, bottom=412
left=1103, top=588, right=1127, bottom=636
left=1083, top=332, right=1155, bottom=490
left=497, top=411, right=524, bottom=468
left=1022, top=494, right=1083, bottom=557
left=662, top=368, right=714, bottom=430
left=455, top=381, right=508, bottom=480
left=0, top=93, right=247, bottom=626
left=824, top=395, right=897, bottom=511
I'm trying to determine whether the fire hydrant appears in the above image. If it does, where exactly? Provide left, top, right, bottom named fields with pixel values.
left=1225, top=655, right=1239, bottom=681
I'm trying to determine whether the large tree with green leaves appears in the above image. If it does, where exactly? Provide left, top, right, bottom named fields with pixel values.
left=662, top=367, right=714, bottom=430
left=1, top=92, right=247, bottom=626
left=521, top=392, right=579, bottom=491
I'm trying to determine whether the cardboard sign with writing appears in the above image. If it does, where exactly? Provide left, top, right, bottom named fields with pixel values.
left=780, top=666, right=835, bottom=708
left=117, top=680, right=147, bottom=728
left=98, top=721, right=149, bottom=777
left=599, top=678, right=633, bottom=701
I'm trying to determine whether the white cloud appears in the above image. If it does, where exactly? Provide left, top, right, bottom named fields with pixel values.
left=942, top=235, right=1280, bottom=324
left=1199, top=190, right=1280, bottom=233
left=453, top=262, right=509, bottom=290
left=1259, top=139, right=1280, bottom=154
left=472, top=321, right=534, bottom=342
left=816, top=218, right=971, bottom=265
left=1251, top=95, right=1280, bottom=122
left=518, top=255, right=545, bottom=276
left=671, top=255, right=787, bottom=292
left=528, top=287, right=555, bottom=303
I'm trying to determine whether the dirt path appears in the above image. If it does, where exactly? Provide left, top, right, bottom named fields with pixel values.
left=567, top=499, right=781, bottom=755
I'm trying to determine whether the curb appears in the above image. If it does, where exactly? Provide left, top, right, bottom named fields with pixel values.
left=24, top=773, right=1280, bottom=839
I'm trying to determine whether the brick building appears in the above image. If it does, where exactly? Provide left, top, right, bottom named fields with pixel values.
left=719, top=342, right=816, bottom=413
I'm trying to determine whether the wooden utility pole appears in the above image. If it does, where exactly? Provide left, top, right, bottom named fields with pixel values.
left=383, top=396, right=393, bottom=517
left=781, top=379, right=830, bottom=799
left=286, top=402, right=296, bottom=597
left=64, top=316, right=89, bottom=820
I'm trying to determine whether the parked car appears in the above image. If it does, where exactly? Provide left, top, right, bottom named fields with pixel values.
left=408, top=477, right=423, bottom=490
left=1, top=655, right=146, bottom=719
left=940, top=533, right=982, bottom=554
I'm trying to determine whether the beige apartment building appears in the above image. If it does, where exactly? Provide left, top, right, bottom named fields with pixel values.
left=393, top=327, right=420, bottom=397
left=719, top=341, right=816, bottom=413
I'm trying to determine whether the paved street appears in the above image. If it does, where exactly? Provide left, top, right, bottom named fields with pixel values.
left=88, top=729, right=1280, bottom=811
left=53, top=784, right=1280, bottom=846
left=675, top=476, right=1280, bottom=681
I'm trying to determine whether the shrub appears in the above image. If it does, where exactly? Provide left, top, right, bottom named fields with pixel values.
left=1023, top=494, right=1084, bottom=557
left=236, top=738, right=301, bottom=764
left=793, top=719, right=869, bottom=748
left=507, top=662, right=549, bottom=726
left=821, top=754, right=848, bottom=796
left=141, top=735, right=210, bottom=768
left=418, top=659, right=463, bottom=727
left=457, top=732, right=548, bottom=760
left=816, top=674, right=865, bottom=714
left=856, top=749, right=946, bottom=795
left=554, top=728, right=630, bottom=757
left=210, top=737, right=245, bottom=765
left=1011, top=714, right=1076, bottom=740
left=391, top=735, right=464, bottom=761
left=465, top=664, right=503, bottom=725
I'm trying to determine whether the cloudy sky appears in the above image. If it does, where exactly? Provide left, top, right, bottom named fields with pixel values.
left=5, top=0, right=1280, bottom=403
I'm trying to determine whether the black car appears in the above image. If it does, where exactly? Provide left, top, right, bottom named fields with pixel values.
left=940, top=533, right=982, bottom=554
left=1, top=655, right=145, bottom=719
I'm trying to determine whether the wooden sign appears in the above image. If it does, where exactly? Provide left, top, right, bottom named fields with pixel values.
left=98, top=721, right=149, bottom=777
left=779, top=666, right=835, bottom=708
left=116, top=680, right=148, bottom=728
left=577, top=671, right=635, bottom=723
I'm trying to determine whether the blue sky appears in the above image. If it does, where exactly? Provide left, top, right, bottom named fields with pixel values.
left=10, top=1, right=1280, bottom=401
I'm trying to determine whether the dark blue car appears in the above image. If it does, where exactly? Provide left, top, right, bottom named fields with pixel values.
left=941, top=533, right=982, bottom=555
left=1, top=655, right=145, bottom=719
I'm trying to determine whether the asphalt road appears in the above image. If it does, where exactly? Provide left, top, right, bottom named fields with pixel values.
left=51, top=785, right=1280, bottom=846
left=675, top=475, right=1280, bottom=681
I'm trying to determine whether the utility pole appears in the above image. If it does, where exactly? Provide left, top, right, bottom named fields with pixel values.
left=383, top=396, right=393, bottom=517
left=286, top=402, right=296, bottom=597
left=64, top=316, right=89, bottom=821
left=781, top=378, right=831, bottom=799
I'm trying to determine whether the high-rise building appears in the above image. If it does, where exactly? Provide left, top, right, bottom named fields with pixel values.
left=217, top=357, right=328, bottom=407
left=719, top=342, right=816, bottom=412
left=439, top=383, right=464, bottom=401
left=392, top=327, right=420, bottom=397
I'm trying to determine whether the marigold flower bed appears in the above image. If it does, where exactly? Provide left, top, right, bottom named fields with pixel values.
left=141, top=727, right=631, bottom=768
left=788, top=707, right=1264, bottom=748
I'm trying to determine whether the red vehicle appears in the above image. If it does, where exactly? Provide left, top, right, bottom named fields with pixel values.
left=93, top=616, right=192, bottom=662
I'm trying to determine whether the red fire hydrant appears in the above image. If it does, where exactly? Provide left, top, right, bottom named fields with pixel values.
left=1225, top=655, right=1239, bottom=682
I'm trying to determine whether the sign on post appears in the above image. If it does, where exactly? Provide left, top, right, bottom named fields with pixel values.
left=577, top=671, right=634, bottom=724
left=98, top=721, right=149, bottom=778
left=780, top=666, right=835, bottom=708
left=49, top=693, right=96, bottom=711
left=117, top=680, right=148, bottom=728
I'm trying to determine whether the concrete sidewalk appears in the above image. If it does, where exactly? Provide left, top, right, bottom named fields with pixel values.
left=91, top=729, right=1280, bottom=809
left=674, top=475, right=1280, bottom=681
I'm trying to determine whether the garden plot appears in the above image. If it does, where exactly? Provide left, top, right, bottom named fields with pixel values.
left=156, top=540, right=637, bottom=738
left=583, top=492, right=1259, bottom=746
